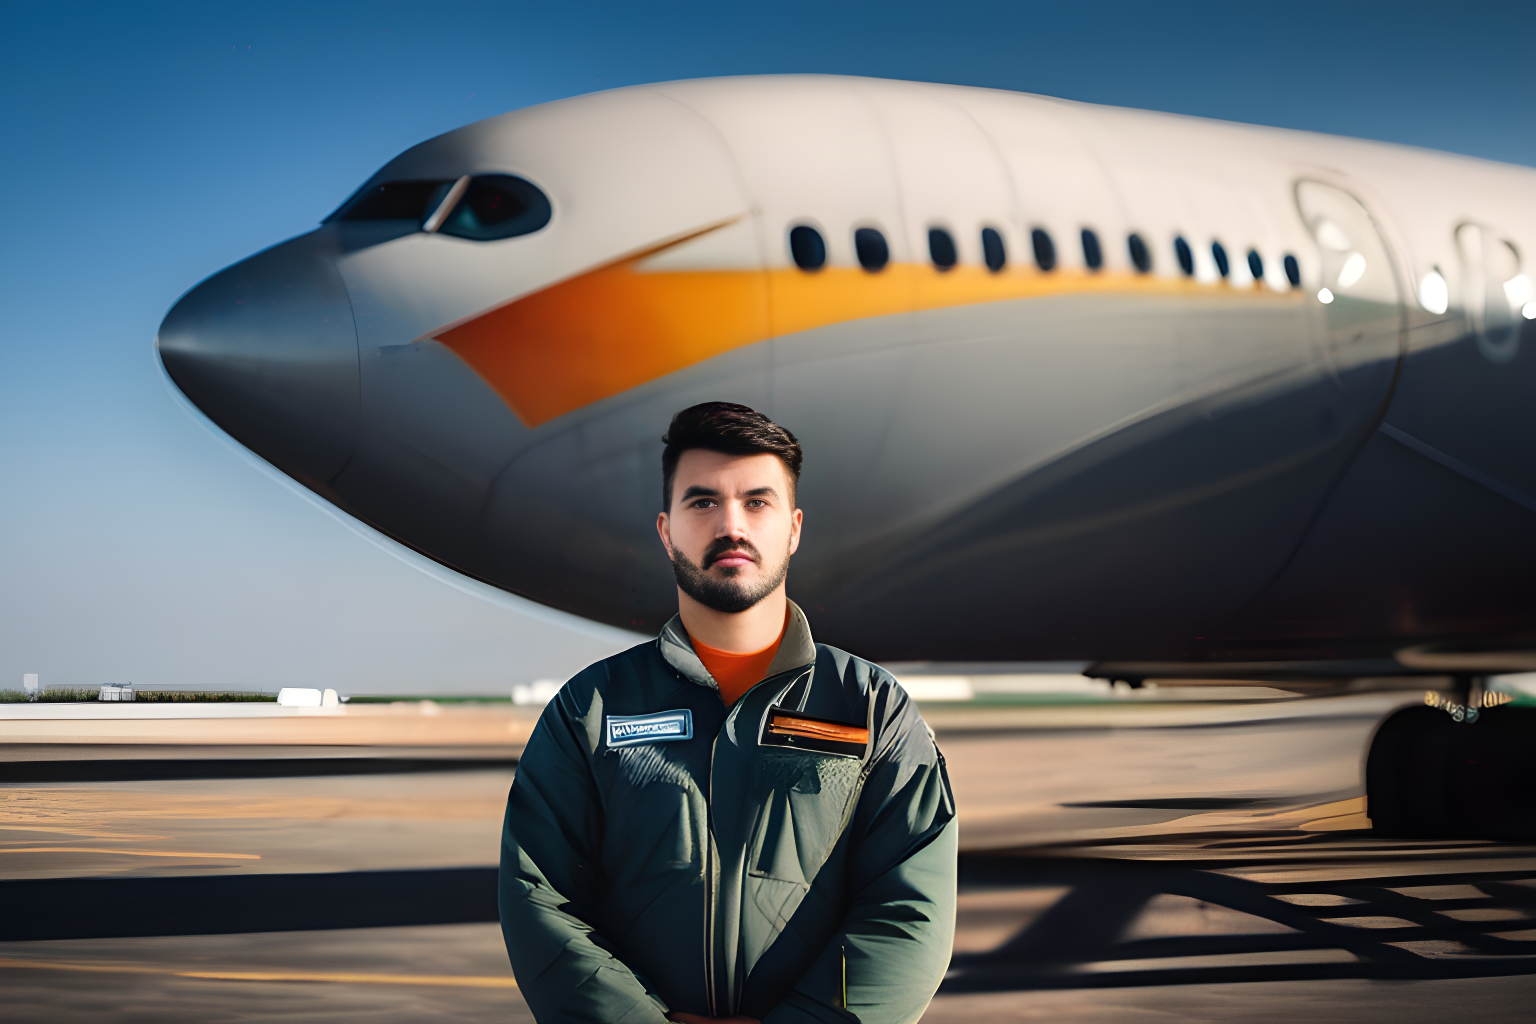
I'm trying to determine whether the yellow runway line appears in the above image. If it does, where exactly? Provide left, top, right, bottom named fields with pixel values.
left=0, top=957, right=517, bottom=988
left=0, top=847, right=260, bottom=859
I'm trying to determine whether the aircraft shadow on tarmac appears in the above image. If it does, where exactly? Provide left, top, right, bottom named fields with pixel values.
left=0, top=867, right=500, bottom=942
left=947, top=835, right=1536, bottom=992
left=10, top=831, right=1536, bottom=993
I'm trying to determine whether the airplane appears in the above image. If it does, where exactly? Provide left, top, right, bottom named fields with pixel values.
left=156, top=75, right=1536, bottom=836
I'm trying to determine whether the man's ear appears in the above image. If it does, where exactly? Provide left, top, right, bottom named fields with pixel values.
left=787, top=507, right=803, bottom=556
left=656, top=511, right=674, bottom=558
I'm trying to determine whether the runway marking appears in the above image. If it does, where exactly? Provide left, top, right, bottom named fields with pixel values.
left=0, top=957, right=517, bottom=988
left=0, top=847, right=260, bottom=859
left=0, top=827, right=173, bottom=840
left=1299, top=797, right=1372, bottom=832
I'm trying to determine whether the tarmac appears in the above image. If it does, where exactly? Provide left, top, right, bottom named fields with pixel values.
left=4, top=688, right=1535, bottom=1022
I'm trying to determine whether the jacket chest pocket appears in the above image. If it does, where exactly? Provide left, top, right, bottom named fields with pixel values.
left=601, top=741, right=709, bottom=879
left=746, top=748, right=865, bottom=886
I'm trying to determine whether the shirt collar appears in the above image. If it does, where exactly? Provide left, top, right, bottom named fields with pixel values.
left=658, top=600, right=816, bottom=690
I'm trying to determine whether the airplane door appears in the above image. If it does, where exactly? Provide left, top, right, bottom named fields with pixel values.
left=1193, top=182, right=1412, bottom=653
left=1295, top=180, right=1406, bottom=385
left=1456, top=223, right=1526, bottom=365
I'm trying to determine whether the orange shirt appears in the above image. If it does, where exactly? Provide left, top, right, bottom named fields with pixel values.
left=692, top=622, right=786, bottom=707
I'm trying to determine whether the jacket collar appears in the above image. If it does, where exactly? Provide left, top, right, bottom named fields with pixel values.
left=658, top=600, right=816, bottom=691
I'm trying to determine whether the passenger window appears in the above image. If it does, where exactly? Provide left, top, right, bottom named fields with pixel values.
left=1211, top=241, right=1231, bottom=278
left=1283, top=254, right=1301, bottom=287
left=436, top=175, right=553, bottom=241
left=337, top=179, right=454, bottom=221
left=1031, top=228, right=1056, bottom=271
left=855, top=227, right=889, bottom=271
left=1247, top=250, right=1264, bottom=282
left=1081, top=228, right=1103, bottom=270
left=1174, top=237, right=1194, bottom=276
left=789, top=226, right=826, bottom=270
left=928, top=228, right=957, bottom=271
left=981, top=227, right=1007, bottom=272
left=1128, top=233, right=1151, bottom=273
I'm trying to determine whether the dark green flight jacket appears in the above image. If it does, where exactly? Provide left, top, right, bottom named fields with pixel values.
left=500, top=603, right=957, bottom=1023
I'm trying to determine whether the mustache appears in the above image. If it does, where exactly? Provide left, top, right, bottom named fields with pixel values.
left=702, top=536, right=762, bottom=569
left=672, top=535, right=788, bottom=615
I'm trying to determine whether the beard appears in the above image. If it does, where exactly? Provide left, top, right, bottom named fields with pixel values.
left=672, top=535, right=790, bottom=614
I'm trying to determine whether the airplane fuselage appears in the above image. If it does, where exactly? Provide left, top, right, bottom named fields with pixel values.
left=157, top=76, right=1536, bottom=670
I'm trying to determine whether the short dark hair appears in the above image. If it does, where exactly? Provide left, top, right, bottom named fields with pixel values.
left=661, top=402, right=802, bottom=508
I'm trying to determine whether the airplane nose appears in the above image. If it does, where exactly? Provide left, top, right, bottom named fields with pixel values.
left=157, top=231, right=360, bottom=488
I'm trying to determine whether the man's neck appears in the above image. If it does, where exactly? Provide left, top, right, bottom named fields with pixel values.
left=676, top=585, right=788, bottom=654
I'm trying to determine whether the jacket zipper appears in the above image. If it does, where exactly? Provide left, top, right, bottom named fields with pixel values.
left=704, top=721, right=723, bottom=1016
left=702, top=667, right=820, bottom=1017
left=839, top=694, right=878, bottom=835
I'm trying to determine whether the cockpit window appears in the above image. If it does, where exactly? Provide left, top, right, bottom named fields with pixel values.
left=336, top=180, right=454, bottom=222
left=330, top=173, right=552, bottom=241
left=436, top=175, right=552, bottom=241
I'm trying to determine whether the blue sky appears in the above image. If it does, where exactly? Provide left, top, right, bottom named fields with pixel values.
left=2, top=1, right=1533, bottom=694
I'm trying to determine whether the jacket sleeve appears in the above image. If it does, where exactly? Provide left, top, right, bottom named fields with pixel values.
left=499, top=675, right=671, bottom=1024
left=763, top=684, right=959, bottom=1024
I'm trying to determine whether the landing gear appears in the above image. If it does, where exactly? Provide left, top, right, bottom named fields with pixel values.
left=1367, top=684, right=1536, bottom=839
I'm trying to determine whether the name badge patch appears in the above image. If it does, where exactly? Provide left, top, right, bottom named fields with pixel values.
left=606, top=709, right=693, bottom=748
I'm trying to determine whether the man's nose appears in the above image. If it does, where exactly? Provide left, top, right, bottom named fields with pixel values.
left=717, top=501, right=751, bottom=539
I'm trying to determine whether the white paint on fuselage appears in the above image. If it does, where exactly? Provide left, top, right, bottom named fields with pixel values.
left=330, top=74, right=1536, bottom=353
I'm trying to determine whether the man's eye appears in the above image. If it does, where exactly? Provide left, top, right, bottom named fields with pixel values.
left=746, top=499, right=766, bottom=508
left=692, top=499, right=717, bottom=509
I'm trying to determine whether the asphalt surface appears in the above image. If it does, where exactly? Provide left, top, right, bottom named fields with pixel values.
left=6, top=693, right=1536, bottom=1022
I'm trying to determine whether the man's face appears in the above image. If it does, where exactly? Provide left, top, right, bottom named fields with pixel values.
left=657, top=450, right=803, bottom=614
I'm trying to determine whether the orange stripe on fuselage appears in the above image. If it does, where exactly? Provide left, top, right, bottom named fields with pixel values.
left=437, top=239, right=1291, bottom=427
left=439, top=257, right=768, bottom=428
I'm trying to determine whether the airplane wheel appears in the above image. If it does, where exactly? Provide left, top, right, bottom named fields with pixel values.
left=1449, top=705, right=1536, bottom=840
left=1367, top=705, right=1456, bottom=837
left=1368, top=704, right=1536, bottom=839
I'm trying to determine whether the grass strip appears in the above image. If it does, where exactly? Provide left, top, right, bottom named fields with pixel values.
left=0, top=690, right=277, bottom=704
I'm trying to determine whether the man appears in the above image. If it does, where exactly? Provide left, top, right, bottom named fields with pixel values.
left=500, top=402, right=957, bottom=1024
